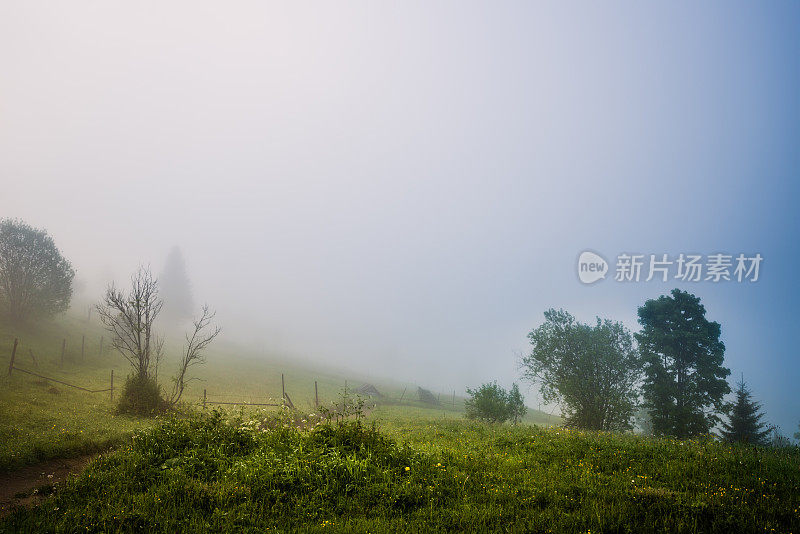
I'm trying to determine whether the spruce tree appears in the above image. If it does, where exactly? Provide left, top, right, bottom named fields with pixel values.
left=635, top=289, right=730, bottom=438
left=721, top=378, right=770, bottom=446
left=160, top=246, right=194, bottom=323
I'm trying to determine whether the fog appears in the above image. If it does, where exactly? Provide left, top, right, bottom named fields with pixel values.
left=2, top=3, right=798, bottom=430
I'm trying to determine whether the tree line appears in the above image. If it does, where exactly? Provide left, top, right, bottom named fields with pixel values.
left=519, top=288, right=778, bottom=445
left=0, top=218, right=796, bottom=441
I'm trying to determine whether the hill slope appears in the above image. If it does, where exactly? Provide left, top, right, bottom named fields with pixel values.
left=0, top=311, right=553, bottom=471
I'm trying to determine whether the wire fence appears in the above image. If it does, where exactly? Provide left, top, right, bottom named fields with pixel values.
left=5, top=336, right=461, bottom=412
left=6, top=337, right=115, bottom=398
left=202, top=373, right=296, bottom=409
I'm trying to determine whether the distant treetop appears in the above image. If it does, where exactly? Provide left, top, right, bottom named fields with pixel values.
left=159, top=245, right=194, bottom=323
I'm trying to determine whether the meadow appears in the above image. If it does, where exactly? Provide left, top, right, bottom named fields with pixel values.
left=1, top=315, right=798, bottom=533
left=0, top=313, right=551, bottom=472
left=2, top=406, right=799, bottom=533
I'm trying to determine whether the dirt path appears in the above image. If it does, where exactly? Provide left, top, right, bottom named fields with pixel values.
left=0, top=455, right=96, bottom=517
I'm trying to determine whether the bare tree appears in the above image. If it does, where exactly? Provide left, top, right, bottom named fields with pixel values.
left=169, top=304, right=220, bottom=405
left=96, top=267, right=163, bottom=380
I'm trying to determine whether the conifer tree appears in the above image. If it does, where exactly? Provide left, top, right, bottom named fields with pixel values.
left=160, top=246, right=194, bottom=323
left=721, top=378, right=770, bottom=446
left=636, top=289, right=730, bottom=438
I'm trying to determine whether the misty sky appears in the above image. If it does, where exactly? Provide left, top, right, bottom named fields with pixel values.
left=2, top=3, right=798, bottom=433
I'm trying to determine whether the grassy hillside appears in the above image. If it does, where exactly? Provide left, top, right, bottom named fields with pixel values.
left=0, top=312, right=553, bottom=471
left=2, top=409, right=798, bottom=533
left=0, top=314, right=149, bottom=470
left=1, top=313, right=798, bottom=532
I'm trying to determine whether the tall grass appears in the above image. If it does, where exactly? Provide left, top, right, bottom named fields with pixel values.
left=3, top=409, right=798, bottom=533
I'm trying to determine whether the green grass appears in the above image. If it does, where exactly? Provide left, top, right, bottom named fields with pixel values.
left=5, top=314, right=795, bottom=532
left=0, top=315, right=151, bottom=470
left=2, top=409, right=798, bottom=533
left=0, top=313, right=553, bottom=471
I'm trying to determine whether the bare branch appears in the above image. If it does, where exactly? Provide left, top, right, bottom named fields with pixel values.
left=96, top=267, right=163, bottom=380
left=169, top=304, right=221, bottom=405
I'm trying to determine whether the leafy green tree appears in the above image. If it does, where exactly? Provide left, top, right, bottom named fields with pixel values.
left=0, top=219, right=74, bottom=321
left=721, top=378, right=770, bottom=445
left=522, top=309, right=641, bottom=431
left=465, top=382, right=516, bottom=424
left=636, top=289, right=731, bottom=438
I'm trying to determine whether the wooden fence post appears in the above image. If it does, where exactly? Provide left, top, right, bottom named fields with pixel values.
left=81, top=335, right=85, bottom=360
left=29, top=349, right=38, bottom=367
left=281, top=374, right=285, bottom=407
left=203, top=389, right=207, bottom=409
left=7, top=338, right=18, bottom=376
left=110, top=370, right=114, bottom=401
left=315, top=380, right=319, bottom=407
left=60, top=339, right=66, bottom=366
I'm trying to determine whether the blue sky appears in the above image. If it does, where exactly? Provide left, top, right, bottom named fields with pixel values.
left=1, top=2, right=798, bottom=434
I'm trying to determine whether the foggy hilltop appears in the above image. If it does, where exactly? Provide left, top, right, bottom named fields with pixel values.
left=1, top=2, right=798, bottom=434
left=1, top=4, right=799, bottom=532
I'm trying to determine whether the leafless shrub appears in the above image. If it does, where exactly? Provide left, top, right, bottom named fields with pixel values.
left=168, top=304, right=221, bottom=405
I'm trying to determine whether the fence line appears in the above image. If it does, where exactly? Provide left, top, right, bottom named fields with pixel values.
left=6, top=337, right=114, bottom=398
left=200, top=387, right=283, bottom=409
left=7, top=335, right=460, bottom=410
left=203, top=400, right=281, bottom=407
left=199, top=381, right=458, bottom=411
left=7, top=333, right=106, bottom=369
left=201, top=374, right=299, bottom=410
left=10, top=366, right=112, bottom=394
